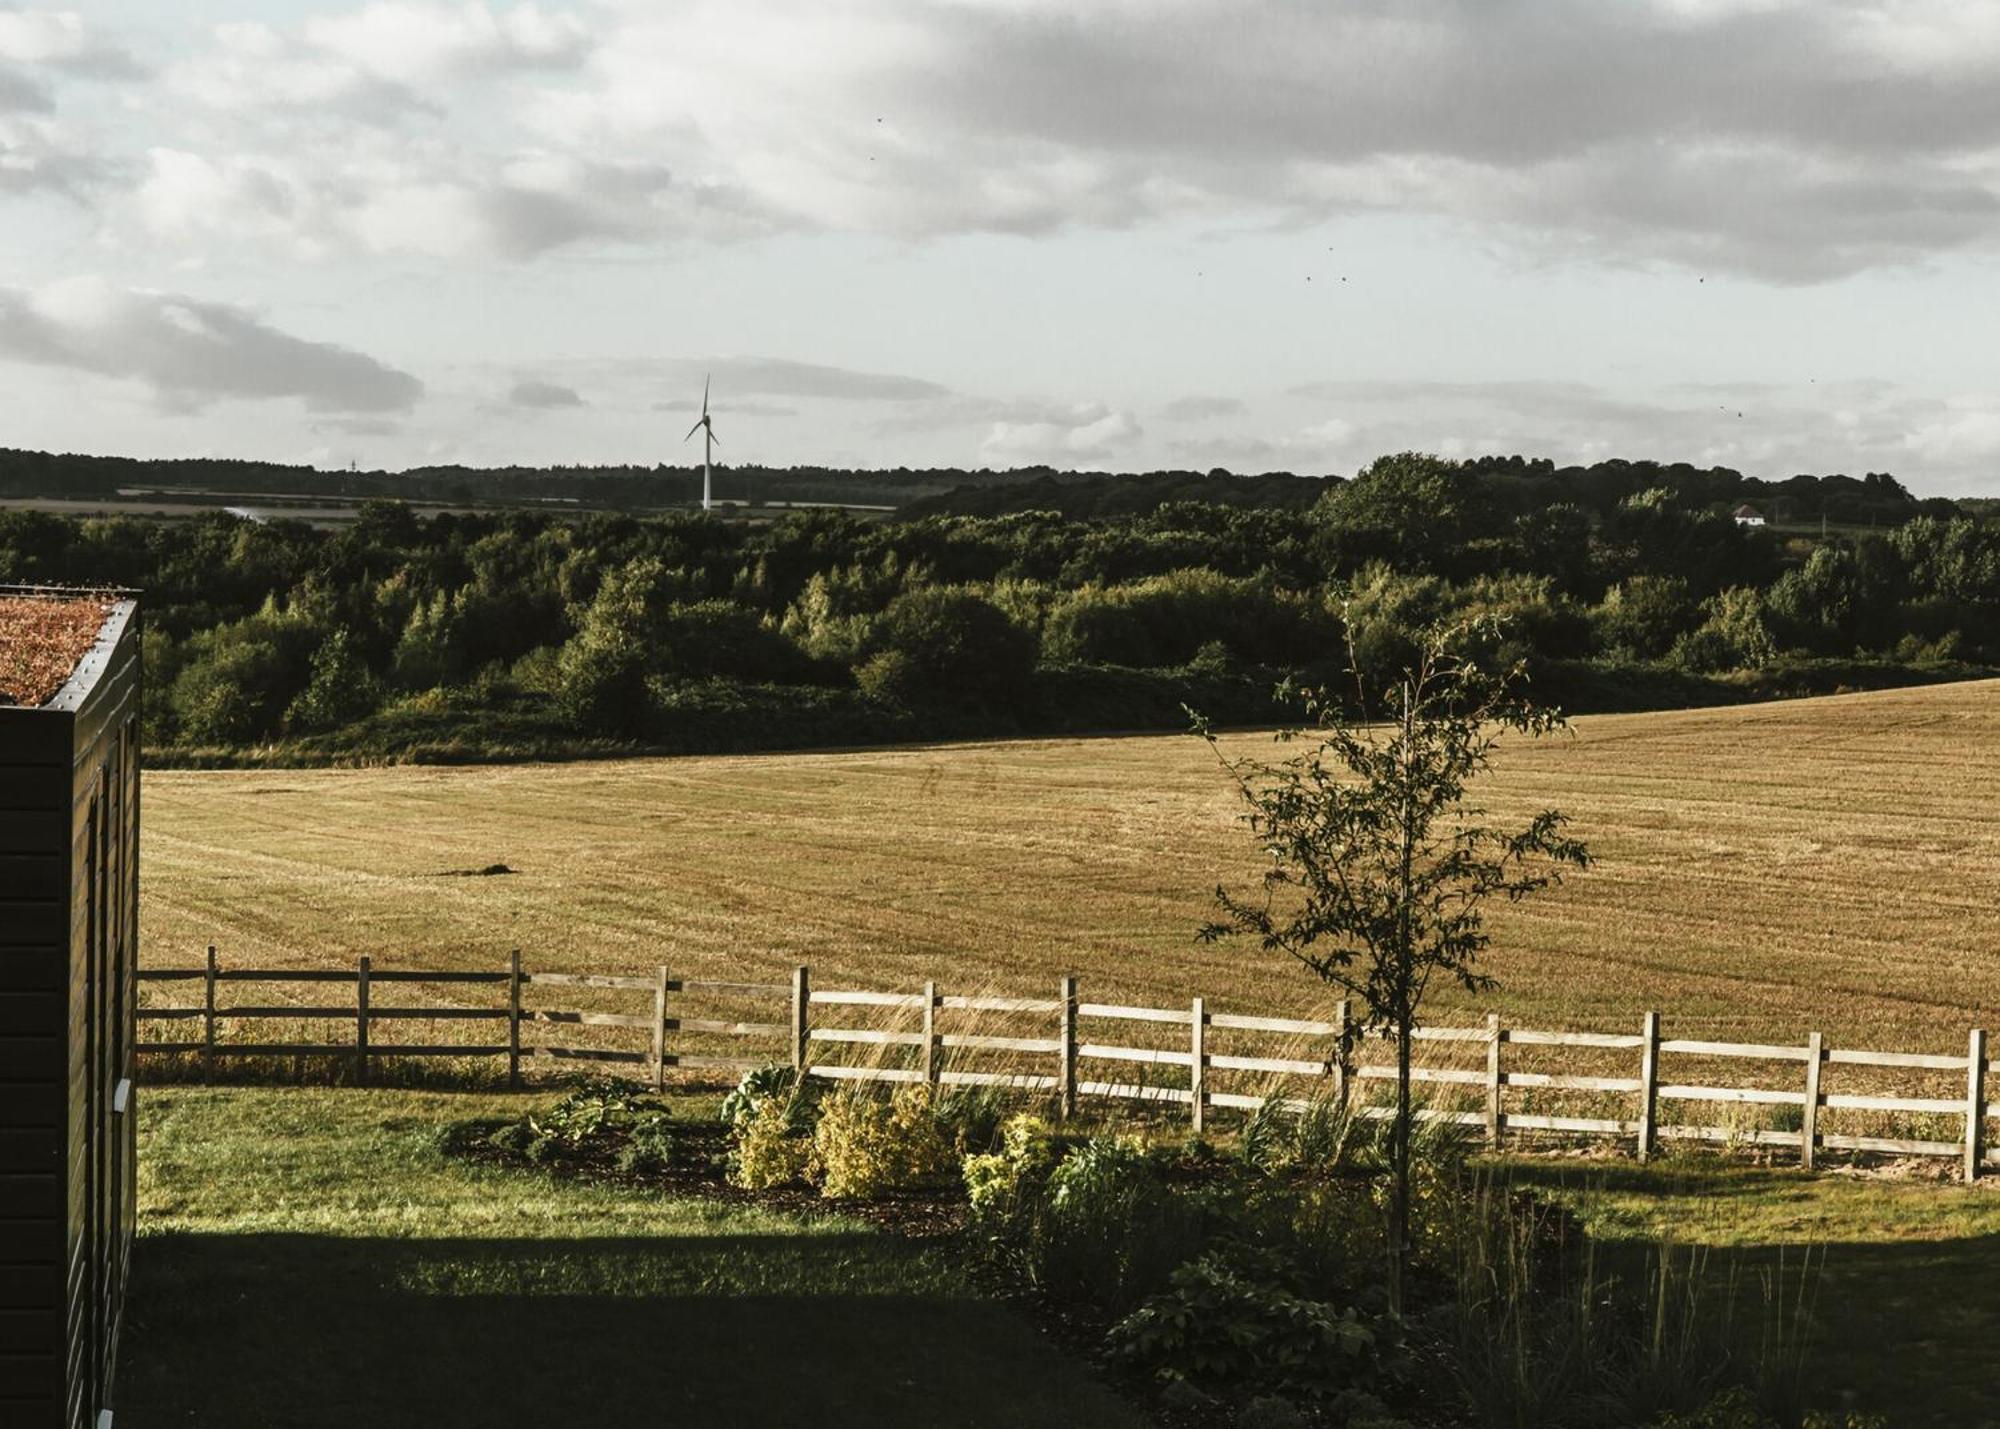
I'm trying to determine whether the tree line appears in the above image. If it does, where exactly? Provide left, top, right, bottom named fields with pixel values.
left=1, top=452, right=1993, bottom=760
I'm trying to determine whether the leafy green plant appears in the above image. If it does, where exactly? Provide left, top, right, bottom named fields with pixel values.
left=1107, top=1245, right=1412, bottom=1403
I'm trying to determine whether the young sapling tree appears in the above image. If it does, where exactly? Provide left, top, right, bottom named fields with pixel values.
left=1191, top=616, right=1588, bottom=1311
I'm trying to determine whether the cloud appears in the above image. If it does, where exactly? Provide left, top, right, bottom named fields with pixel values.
left=1272, top=375, right=2000, bottom=492
left=521, top=0, right=2000, bottom=280
left=131, top=144, right=723, bottom=261
left=980, top=402, right=1144, bottom=467
left=0, top=114, right=109, bottom=197
left=305, top=2, right=592, bottom=86
left=0, top=65, right=46, bottom=112
left=1160, top=395, right=1246, bottom=422
left=0, top=9, right=142, bottom=78
left=508, top=378, right=583, bottom=408
left=659, top=356, right=950, bottom=402
left=0, top=277, right=424, bottom=413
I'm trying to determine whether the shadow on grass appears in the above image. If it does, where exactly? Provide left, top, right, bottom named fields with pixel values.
left=1494, top=1160, right=2000, bottom=1426
left=117, top=1231, right=1144, bottom=1429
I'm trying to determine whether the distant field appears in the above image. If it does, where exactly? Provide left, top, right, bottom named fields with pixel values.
left=140, top=679, right=2000, bottom=1048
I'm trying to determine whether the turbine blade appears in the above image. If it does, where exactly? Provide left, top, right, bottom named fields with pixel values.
left=702, top=374, right=710, bottom=415
left=684, top=419, right=703, bottom=441
left=708, top=429, right=721, bottom=448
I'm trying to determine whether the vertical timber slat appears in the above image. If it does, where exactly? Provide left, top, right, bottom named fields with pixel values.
left=1967, top=1028, right=1987, bottom=1183
left=922, top=981, right=939, bottom=1087
left=1637, top=1011, right=1660, bottom=1162
left=791, top=965, right=810, bottom=1074
left=1485, top=1013, right=1502, bottom=1149
left=1190, top=996, right=1206, bottom=1135
left=1058, top=976, right=1078, bottom=1120
left=203, top=944, right=218, bottom=1062
left=355, top=955, right=371, bottom=1086
left=507, top=950, right=522, bottom=1090
left=1801, top=1030, right=1823, bottom=1171
left=652, top=965, right=670, bottom=1091
left=1333, top=999, right=1350, bottom=1110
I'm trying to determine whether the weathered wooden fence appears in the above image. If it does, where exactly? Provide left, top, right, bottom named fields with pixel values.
left=137, top=951, right=1999, bottom=1179
left=136, top=946, right=782, bottom=1088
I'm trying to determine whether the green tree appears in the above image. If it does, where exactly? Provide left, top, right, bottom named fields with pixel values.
left=1313, top=452, right=1492, bottom=576
left=1191, top=619, right=1587, bottom=1310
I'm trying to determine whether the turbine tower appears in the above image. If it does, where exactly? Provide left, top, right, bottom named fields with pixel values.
left=684, top=375, right=720, bottom=512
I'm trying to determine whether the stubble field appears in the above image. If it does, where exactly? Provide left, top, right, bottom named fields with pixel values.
left=139, top=678, right=2000, bottom=1051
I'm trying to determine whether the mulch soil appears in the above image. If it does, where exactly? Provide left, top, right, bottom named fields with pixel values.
left=0, top=594, right=113, bottom=707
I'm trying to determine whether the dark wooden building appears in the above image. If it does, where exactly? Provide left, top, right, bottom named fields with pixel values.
left=0, top=587, right=141, bottom=1429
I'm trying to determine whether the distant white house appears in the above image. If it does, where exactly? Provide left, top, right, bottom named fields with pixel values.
left=1731, top=504, right=1766, bottom=527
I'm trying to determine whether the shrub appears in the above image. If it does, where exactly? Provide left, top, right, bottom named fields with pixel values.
left=860, top=586, right=1036, bottom=710
left=283, top=627, right=381, bottom=732
left=721, top=1063, right=800, bottom=1128
left=809, top=1087, right=954, bottom=1200
left=486, top=1122, right=535, bottom=1155
left=963, top=1113, right=1065, bottom=1224
left=1107, top=1245, right=1412, bottom=1402
left=733, top=1101, right=814, bottom=1189
left=724, top=1063, right=817, bottom=1191
left=1033, top=1136, right=1207, bottom=1311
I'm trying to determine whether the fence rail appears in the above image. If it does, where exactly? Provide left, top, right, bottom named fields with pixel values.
left=137, top=950, right=2000, bottom=1179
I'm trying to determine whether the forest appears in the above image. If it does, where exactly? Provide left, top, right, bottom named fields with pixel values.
left=1, top=452, right=1995, bottom=763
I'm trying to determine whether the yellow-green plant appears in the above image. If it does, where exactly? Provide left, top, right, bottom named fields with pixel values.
left=810, top=1086, right=953, bottom=1200
left=732, top=1097, right=812, bottom=1189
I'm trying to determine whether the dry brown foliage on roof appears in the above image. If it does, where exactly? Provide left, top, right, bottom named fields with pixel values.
left=0, top=595, right=115, bottom=707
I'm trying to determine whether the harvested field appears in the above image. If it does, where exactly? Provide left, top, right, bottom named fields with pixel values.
left=139, top=678, right=2000, bottom=1050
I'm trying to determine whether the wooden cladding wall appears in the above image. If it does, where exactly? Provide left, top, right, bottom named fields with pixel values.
left=0, top=594, right=139, bottom=1429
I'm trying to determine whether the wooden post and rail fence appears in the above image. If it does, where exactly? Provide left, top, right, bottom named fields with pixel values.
left=138, top=947, right=1998, bottom=1180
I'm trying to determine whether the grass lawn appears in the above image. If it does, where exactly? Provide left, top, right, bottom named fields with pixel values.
left=138, top=679, right=2000, bottom=1050
left=122, top=1086, right=2000, bottom=1427
left=119, top=1086, right=1147, bottom=1429
left=1514, top=1152, right=2000, bottom=1428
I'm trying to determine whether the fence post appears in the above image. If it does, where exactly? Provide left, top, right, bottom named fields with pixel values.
left=1332, top=999, right=1350, bottom=1110
left=1967, top=1028, right=1987, bottom=1183
left=1637, top=1011, right=1660, bottom=1162
left=1058, top=976, right=1078, bottom=1120
left=791, top=965, right=810, bottom=1075
left=1485, top=1013, right=1503, bottom=1150
left=355, top=954, right=371, bottom=1087
left=652, top=965, right=670, bottom=1092
left=922, top=981, right=939, bottom=1088
left=1190, top=997, right=1206, bottom=1136
left=203, top=944, right=218, bottom=1062
left=507, top=950, right=522, bottom=1090
left=1801, top=1030, right=1823, bottom=1171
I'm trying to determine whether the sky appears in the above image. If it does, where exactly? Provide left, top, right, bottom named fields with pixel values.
left=4, top=1, right=2000, bottom=495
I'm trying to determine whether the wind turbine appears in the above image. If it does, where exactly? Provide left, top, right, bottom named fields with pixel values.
left=684, top=375, right=720, bottom=512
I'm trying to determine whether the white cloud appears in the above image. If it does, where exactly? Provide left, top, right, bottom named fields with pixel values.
left=981, top=402, right=1143, bottom=467
left=305, top=2, right=591, bottom=86
left=0, top=8, right=140, bottom=76
left=0, top=277, right=424, bottom=413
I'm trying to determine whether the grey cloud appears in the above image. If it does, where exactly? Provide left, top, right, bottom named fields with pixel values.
left=660, top=357, right=950, bottom=403
left=313, top=415, right=403, bottom=437
left=650, top=397, right=797, bottom=418
left=0, top=64, right=47, bottom=112
left=0, top=280, right=423, bottom=413
left=1275, top=376, right=2000, bottom=491
left=698, top=1, right=2000, bottom=279
left=509, top=379, right=584, bottom=409
left=1160, top=395, right=1247, bottom=422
